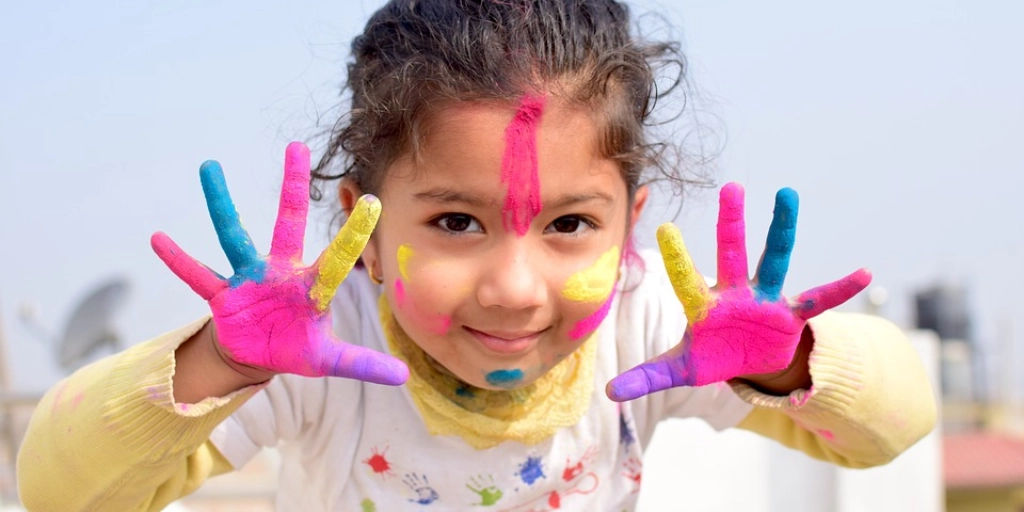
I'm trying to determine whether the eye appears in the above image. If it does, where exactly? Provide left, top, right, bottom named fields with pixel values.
left=433, top=213, right=483, bottom=234
left=545, top=215, right=595, bottom=235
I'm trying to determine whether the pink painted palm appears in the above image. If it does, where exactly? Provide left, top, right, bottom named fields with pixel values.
left=150, top=142, right=408, bottom=385
left=607, top=183, right=870, bottom=401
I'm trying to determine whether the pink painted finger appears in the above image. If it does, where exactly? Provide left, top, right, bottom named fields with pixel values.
left=794, top=268, right=872, bottom=320
left=270, top=142, right=311, bottom=261
left=151, top=232, right=226, bottom=300
left=716, top=182, right=749, bottom=288
left=318, top=338, right=409, bottom=385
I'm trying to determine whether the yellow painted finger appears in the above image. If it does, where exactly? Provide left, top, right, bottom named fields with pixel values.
left=311, top=195, right=382, bottom=311
left=657, top=223, right=711, bottom=324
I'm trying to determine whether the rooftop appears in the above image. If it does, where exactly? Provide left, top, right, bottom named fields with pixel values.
left=945, top=432, right=1024, bottom=490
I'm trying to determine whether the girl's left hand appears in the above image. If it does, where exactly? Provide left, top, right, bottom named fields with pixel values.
left=606, top=182, right=871, bottom=402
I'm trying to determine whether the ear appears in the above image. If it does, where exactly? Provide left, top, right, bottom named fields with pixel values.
left=338, top=179, right=363, bottom=214
left=339, top=180, right=382, bottom=277
left=628, top=185, right=649, bottom=233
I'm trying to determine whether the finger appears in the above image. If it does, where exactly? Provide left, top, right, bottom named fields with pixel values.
left=794, top=268, right=872, bottom=320
left=310, top=195, right=382, bottom=311
left=605, top=346, right=694, bottom=402
left=656, top=223, right=711, bottom=325
left=318, top=338, right=409, bottom=385
left=200, top=160, right=261, bottom=274
left=270, top=142, right=310, bottom=261
left=716, top=182, right=749, bottom=288
left=754, top=188, right=799, bottom=301
left=150, top=232, right=226, bottom=300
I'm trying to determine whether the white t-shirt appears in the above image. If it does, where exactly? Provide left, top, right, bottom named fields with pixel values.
left=210, top=250, right=752, bottom=511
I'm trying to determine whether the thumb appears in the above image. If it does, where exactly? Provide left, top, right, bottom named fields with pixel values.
left=316, top=336, right=409, bottom=385
left=606, top=346, right=694, bottom=401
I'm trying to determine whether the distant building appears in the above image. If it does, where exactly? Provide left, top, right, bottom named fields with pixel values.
left=915, top=284, right=980, bottom=405
left=915, top=284, right=972, bottom=341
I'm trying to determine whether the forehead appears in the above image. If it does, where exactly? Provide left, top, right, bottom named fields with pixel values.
left=389, top=98, right=624, bottom=198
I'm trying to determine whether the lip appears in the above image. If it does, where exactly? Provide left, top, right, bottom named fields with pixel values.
left=464, top=326, right=546, bottom=355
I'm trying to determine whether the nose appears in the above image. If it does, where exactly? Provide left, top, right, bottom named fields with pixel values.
left=476, top=242, right=547, bottom=310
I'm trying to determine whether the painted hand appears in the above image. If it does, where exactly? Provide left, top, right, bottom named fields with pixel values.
left=150, top=142, right=409, bottom=385
left=606, top=182, right=870, bottom=401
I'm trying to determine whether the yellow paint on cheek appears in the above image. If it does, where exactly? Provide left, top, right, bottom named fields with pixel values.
left=397, top=244, right=413, bottom=280
left=562, top=246, right=620, bottom=303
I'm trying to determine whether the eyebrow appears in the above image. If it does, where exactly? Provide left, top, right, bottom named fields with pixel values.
left=413, top=188, right=614, bottom=210
left=413, top=188, right=492, bottom=208
left=546, top=192, right=615, bottom=210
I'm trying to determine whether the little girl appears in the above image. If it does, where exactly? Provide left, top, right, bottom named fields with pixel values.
left=17, top=1, right=936, bottom=510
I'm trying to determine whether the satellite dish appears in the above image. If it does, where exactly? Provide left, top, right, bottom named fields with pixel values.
left=57, top=278, right=130, bottom=371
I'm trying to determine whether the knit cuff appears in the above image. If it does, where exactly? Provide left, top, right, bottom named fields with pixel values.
left=101, top=317, right=268, bottom=461
left=729, top=313, right=863, bottom=421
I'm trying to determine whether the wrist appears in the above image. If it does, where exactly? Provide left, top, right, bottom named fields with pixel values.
left=206, top=323, right=277, bottom=385
left=173, top=320, right=274, bottom=404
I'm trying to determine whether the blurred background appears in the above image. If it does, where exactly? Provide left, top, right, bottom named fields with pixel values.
left=1, top=0, right=1021, bottom=510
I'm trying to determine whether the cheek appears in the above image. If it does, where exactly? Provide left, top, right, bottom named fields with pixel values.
left=564, top=290, right=617, bottom=341
left=389, top=248, right=471, bottom=335
left=561, top=246, right=619, bottom=303
left=559, top=246, right=620, bottom=340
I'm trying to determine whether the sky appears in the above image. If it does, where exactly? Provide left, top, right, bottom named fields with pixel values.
left=1, top=0, right=1021, bottom=395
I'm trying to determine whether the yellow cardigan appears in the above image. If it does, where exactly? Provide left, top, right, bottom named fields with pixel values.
left=16, top=312, right=935, bottom=511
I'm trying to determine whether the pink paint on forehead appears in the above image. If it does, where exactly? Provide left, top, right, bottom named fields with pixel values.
left=501, top=94, right=546, bottom=236
left=569, top=290, right=616, bottom=340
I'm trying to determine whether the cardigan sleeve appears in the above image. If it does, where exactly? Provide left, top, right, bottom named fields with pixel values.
left=732, top=311, right=937, bottom=468
left=17, top=317, right=267, bottom=511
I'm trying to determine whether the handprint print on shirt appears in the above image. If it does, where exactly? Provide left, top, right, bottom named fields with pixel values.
left=607, top=182, right=871, bottom=401
left=466, top=474, right=503, bottom=506
left=404, top=473, right=440, bottom=505
left=151, top=142, right=408, bottom=385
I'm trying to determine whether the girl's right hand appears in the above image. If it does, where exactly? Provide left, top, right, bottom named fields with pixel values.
left=150, top=142, right=409, bottom=386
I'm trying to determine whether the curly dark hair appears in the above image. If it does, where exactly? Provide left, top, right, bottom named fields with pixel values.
left=311, top=0, right=713, bottom=211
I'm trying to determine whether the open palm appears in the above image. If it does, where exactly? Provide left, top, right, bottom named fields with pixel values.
left=150, top=142, right=408, bottom=385
left=607, top=182, right=870, bottom=401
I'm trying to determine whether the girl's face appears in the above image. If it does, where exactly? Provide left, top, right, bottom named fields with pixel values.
left=345, top=97, right=647, bottom=390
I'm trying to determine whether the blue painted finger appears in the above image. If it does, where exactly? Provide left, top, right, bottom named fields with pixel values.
left=199, top=160, right=262, bottom=276
left=755, top=188, right=798, bottom=301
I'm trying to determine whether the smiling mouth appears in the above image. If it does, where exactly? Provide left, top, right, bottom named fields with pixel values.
left=463, top=326, right=547, bottom=355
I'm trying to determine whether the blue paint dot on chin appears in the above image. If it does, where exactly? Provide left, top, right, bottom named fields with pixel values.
left=485, top=369, right=524, bottom=387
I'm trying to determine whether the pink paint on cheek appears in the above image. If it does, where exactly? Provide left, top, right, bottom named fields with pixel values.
left=429, top=315, right=452, bottom=336
left=569, top=290, right=616, bottom=340
left=71, top=392, right=84, bottom=409
left=501, top=94, right=546, bottom=236
left=817, top=428, right=835, bottom=441
left=394, top=279, right=407, bottom=309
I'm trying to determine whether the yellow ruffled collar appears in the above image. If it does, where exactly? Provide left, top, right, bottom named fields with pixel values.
left=379, top=296, right=597, bottom=449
